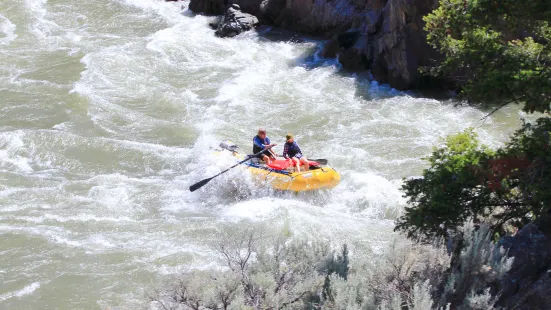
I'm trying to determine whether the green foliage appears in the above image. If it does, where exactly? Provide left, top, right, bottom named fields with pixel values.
left=497, top=117, right=551, bottom=220
left=396, top=129, right=495, bottom=240
left=424, top=0, right=551, bottom=113
left=396, top=119, right=551, bottom=240
left=403, top=0, right=551, bottom=242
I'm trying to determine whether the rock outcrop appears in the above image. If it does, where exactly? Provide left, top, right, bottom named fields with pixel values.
left=214, top=4, right=259, bottom=37
left=188, top=0, right=440, bottom=89
left=496, top=222, right=551, bottom=309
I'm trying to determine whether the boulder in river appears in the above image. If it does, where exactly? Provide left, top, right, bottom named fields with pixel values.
left=215, top=4, right=259, bottom=38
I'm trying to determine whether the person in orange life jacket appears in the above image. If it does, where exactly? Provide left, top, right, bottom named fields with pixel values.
left=282, top=134, right=309, bottom=172
left=252, top=128, right=276, bottom=163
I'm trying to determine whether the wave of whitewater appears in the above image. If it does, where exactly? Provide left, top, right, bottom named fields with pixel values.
left=0, top=14, right=18, bottom=45
left=0, top=0, right=522, bottom=308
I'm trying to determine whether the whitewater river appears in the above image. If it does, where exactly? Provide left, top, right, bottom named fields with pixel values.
left=0, top=0, right=524, bottom=308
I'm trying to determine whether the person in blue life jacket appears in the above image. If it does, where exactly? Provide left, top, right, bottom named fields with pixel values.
left=253, top=128, right=276, bottom=163
left=282, top=133, right=309, bottom=172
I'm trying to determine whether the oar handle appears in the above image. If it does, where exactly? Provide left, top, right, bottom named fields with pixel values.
left=188, top=145, right=274, bottom=192
left=208, top=146, right=276, bottom=178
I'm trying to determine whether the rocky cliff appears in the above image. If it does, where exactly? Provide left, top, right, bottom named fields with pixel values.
left=188, top=0, right=440, bottom=90
left=496, top=221, right=551, bottom=309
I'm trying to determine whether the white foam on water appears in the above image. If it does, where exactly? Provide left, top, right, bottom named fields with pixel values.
left=117, top=0, right=185, bottom=24
left=0, top=131, right=33, bottom=173
left=331, top=171, right=405, bottom=218
left=0, top=15, right=17, bottom=45
left=0, top=224, right=75, bottom=244
left=222, top=198, right=286, bottom=221
left=0, top=0, right=522, bottom=308
left=0, top=282, right=41, bottom=302
left=3, top=214, right=137, bottom=224
left=25, top=0, right=57, bottom=39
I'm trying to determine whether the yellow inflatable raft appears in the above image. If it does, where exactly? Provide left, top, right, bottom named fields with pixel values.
left=218, top=141, right=340, bottom=192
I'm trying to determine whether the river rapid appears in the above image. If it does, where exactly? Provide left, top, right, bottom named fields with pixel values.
left=0, top=0, right=523, bottom=308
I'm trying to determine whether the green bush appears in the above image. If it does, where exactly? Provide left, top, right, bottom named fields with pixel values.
left=396, top=119, right=551, bottom=241
left=423, top=0, right=551, bottom=114
left=397, top=0, right=551, bottom=246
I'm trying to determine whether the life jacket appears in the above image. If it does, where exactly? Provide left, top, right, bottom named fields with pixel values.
left=253, top=135, right=269, bottom=154
left=284, top=141, right=301, bottom=158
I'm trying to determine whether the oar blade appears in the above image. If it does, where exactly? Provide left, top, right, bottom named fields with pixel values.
left=189, top=177, right=213, bottom=192
left=311, top=159, right=328, bottom=165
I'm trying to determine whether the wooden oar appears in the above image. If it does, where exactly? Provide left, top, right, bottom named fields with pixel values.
left=189, top=147, right=273, bottom=192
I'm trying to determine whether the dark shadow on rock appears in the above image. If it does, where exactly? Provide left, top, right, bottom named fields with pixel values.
left=496, top=221, right=551, bottom=310
left=255, top=26, right=309, bottom=44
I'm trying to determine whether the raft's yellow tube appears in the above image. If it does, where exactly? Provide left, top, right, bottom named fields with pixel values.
left=247, top=166, right=341, bottom=191
left=216, top=150, right=341, bottom=192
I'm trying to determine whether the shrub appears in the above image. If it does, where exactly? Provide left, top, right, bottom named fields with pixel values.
left=149, top=223, right=513, bottom=310
left=149, top=229, right=345, bottom=310
left=436, top=223, right=514, bottom=309
left=424, top=0, right=551, bottom=114
left=396, top=118, right=551, bottom=241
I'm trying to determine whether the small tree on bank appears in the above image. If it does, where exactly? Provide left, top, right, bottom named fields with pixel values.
left=396, top=119, right=551, bottom=241
left=423, top=0, right=551, bottom=114
left=396, top=0, right=551, bottom=241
